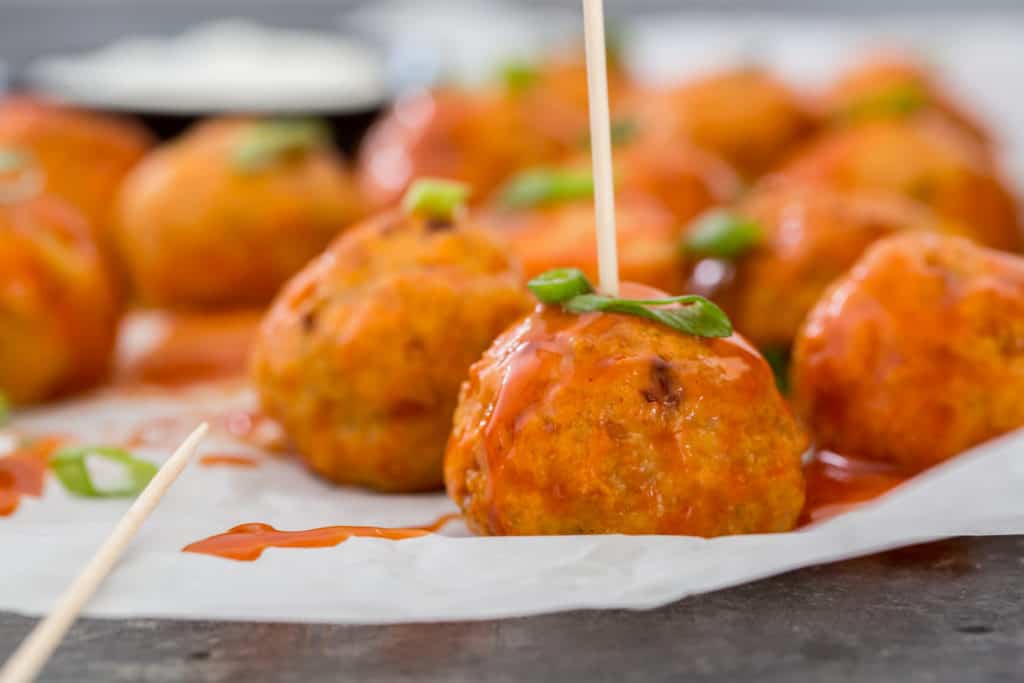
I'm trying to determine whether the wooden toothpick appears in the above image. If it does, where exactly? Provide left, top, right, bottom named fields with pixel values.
left=0, top=423, right=209, bottom=683
left=582, top=0, right=620, bottom=296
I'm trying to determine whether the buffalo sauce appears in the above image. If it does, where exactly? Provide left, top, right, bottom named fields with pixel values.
left=114, top=309, right=263, bottom=387
left=199, top=453, right=259, bottom=468
left=799, top=450, right=916, bottom=525
left=472, top=287, right=768, bottom=534
left=183, top=513, right=460, bottom=561
left=0, top=436, right=65, bottom=516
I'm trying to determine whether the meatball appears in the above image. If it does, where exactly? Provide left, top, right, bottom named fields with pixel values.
left=0, top=180, right=119, bottom=404
left=116, top=118, right=364, bottom=309
left=697, top=179, right=954, bottom=349
left=484, top=176, right=686, bottom=294
left=609, top=133, right=741, bottom=224
left=0, top=96, right=152, bottom=251
left=357, top=88, right=562, bottom=210
left=820, top=53, right=991, bottom=146
left=251, top=202, right=532, bottom=492
left=781, top=116, right=1020, bottom=251
left=792, top=232, right=1024, bottom=470
left=445, top=284, right=807, bottom=536
left=650, top=68, right=817, bottom=178
left=509, top=48, right=633, bottom=151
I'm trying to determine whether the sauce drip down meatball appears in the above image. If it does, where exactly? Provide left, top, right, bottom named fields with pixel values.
left=445, top=281, right=807, bottom=536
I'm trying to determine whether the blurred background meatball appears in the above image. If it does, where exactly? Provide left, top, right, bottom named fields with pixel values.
left=251, top=183, right=532, bottom=492
left=483, top=168, right=687, bottom=294
left=647, top=67, right=817, bottom=179
left=116, top=117, right=364, bottom=310
left=0, top=153, right=119, bottom=404
left=691, top=179, right=955, bottom=350
left=445, top=284, right=807, bottom=536
left=357, top=88, right=563, bottom=210
left=781, top=115, right=1021, bottom=251
left=792, top=232, right=1024, bottom=470
left=819, top=52, right=991, bottom=147
left=0, top=96, right=152, bottom=257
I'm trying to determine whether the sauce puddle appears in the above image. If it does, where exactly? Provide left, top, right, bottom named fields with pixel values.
left=0, top=436, right=66, bottom=516
left=800, top=450, right=916, bottom=526
left=183, top=513, right=461, bottom=561
left=199, top=454, right=260, bottom=468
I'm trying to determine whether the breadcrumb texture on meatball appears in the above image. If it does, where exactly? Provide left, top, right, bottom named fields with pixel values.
left=251, top=210, right=533, bottom=492
left=792, top=232, right=1024, bottom=470
left=116, top=117, right=364, bottom=309
left=781, top=115, right=1021, bottom=252
left=708, top=179, right=953, bottom=348
left=0, top=96, right=152, bottom=247
left=0, top=197, right=119, bottom=404
left=445, top=286, right=807, bottom=536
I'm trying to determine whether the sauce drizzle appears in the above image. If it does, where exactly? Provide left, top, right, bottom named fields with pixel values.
left=0, top=436, right=65, bottom=516
left=199, top=454, right=260, bottom=468
left=183, top=513, right=460, bottom=561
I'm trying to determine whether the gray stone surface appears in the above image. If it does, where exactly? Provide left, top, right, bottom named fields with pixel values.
left=3, top=536, right=1023, bottom=682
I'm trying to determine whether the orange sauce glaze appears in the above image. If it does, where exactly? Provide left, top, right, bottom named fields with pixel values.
left=800, top=450, right=916, bottom=525
left=473, top=286, right=770, bottom=535
left=114, top=309, right=263, bottom=388
left=199, top=453, right=260, bottom=468
left=183, top=513, right=461, bottom=561
left=0, top=436, right=66, bottom=516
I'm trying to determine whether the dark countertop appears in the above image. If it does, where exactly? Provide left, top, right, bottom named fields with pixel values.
left=3, top=535, right=1022, bottom=682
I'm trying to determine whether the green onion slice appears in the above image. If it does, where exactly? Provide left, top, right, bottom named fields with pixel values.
left=0, top=148, right=30, bottom=174
left=565, top=293, right=732, bottom=338
left=684, top=209, right=763, bottom=259
left=231, top=118, right=332, bottom=172
left=527, top=269, right=733, bottom=338
left=498, top=169, right=594, bottom=209
left=836, top=85, right=928, bottom=123
left=527, top=268, right=593, bottom=303
left=50, top=446, right=158, bottom=498
left=500, top=60, right=539, bottom=93
left=402, top=178, right=471, bottom=221
left=0, top=391, right=9, bottom=426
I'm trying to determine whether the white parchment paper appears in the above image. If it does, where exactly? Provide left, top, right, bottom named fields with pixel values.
left=2, top=383, right=1023, bottom=625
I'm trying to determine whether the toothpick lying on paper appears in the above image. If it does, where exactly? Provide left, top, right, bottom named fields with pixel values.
left=0, top=423, right=209, bottom=683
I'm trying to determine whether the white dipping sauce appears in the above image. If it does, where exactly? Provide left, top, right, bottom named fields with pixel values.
left=24, top=19, right=388, bottom=113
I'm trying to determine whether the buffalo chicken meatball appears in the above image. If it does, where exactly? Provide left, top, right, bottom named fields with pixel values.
left=116, top=118, right=364, bottom=309
left=357, top=88, right=562, bottom=210
left=445, top=283, right=807, bottom=536
left=251, top=182, right=532, bottom=491
left=484, top=169, right=687, bottom=294
left=0, top=96, right=152, bottom=250
left=650, top=67, right=817, bottom=179
left=693, top=180, right=954, bottom=349
left=0, top=158, right=119, bottom=403
left=781, top=116, right=1020, bottom=251
left=821, top=53, right=991, bottom=146
left=792, top=232, right=1024, bottom=470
